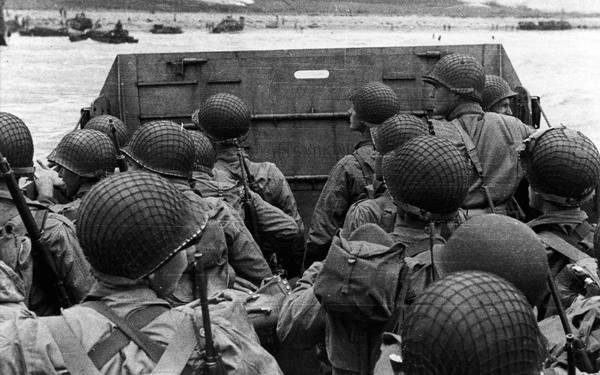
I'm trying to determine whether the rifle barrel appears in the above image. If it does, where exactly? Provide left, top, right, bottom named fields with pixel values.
left=194, top=253, right=217, bottom=359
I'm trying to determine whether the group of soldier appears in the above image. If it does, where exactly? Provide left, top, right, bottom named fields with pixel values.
left=0, top=51, right=599, bottom=374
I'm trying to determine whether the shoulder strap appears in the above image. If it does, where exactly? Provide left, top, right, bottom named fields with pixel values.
left=87, top=304, right=169, bottom=369
left=150, top=313, right=199, bottom=375
left=43, top=315, right=103, bottom=375
left=83, top=301, right=165, bottom=364
left=454, top=118, right=484, bottom=178
left=352, top=147, right=375, bottom=187
left=538, top=231, right=591, bottom=262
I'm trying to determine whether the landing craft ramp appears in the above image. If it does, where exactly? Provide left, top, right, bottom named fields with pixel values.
left=87, top=44, right=528, bottom=230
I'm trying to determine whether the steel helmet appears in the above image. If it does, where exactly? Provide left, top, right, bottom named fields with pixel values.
left=122, top=120, right=195, bottom=179
left=521, top=127, right=600, bottom=207
left=350, top=82, right=400, bottom=125
left=402, top=271, right=545, bottom=375
left=439, top=214, right=549, bottom=306
left=0, top=112, right=34, bottom=175
left=482, top=75, right=516, bottom=111
left=193, top=93, right=251, bottom=141
left=370, top=114, right=429, bottom=154
left=48, top=129, right=117, bottom=179
left=382, top=135, right=470, bottom=217
left=76, top=171, right=205, bottom=279
left=188, top=130, right=216, bottom=173
left=84, top=115, right=129, bottom=147
left=422, top=53, right=486, bottom=103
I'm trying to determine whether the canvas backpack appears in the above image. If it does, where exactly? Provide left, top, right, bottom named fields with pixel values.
left=314, top=225, right=409, bottom=324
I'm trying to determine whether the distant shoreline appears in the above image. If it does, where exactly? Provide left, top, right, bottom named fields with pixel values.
left=4, top=9, right=600, bottom=33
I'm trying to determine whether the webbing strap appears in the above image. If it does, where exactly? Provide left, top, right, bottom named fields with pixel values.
left=352, top=147, right=375, bottom=186
left=87, top=304, right=168, bottom=369
left=151, top=313, right=198, bottom=375
left=83, top=301, right=165, bottom=364
left=538, top=231, right=591, bottom=262
left=43, top=316, right=103, bottom=375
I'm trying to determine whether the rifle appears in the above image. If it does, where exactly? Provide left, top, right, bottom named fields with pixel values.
left=0, top=152, right=72, bottom=308
left=109, top=120, right=128, bottom=172
left=234, top=142, right=260, bottom=239
left=192, top=252, right=225, bottom=375
left=546, top=273, right=594, bottom=374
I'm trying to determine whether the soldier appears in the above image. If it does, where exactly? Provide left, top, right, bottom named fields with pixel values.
left=521, top=127, right=600, bottom=315
left=121, top=120, right=272, bottom=298
left=482, top=74, right=516, bottom=115
left=343, top=114, right=429, bottom=233
left=382, top=135, right=470, bottom=251
left=83, top=114, right=130, bottom=147
left=305, top=82, right=399, bottom=266
left=189, top=129, right=300, bottom=275
left=193, top=93, right=305, bottom=276
left=46, top=129, right=117, bottom=222
left=423, top=53, right=534, bottom=217
left=0, top=171, right=282, bottom=374
left=397, top=271, right=545, bottom=375
left=0, top=112, right=93, bottom=316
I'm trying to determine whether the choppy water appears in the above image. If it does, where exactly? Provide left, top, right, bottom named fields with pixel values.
left=0, top=28, right=599, bottom=159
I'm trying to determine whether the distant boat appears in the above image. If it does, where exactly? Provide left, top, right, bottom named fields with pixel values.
left=211, top=16, right=244, bottom=33
left=68, top=28, right=138, bottom=44
left=19, top=26, right=68, bottom=37
left=150, top=24, right=182, bottom=34
left=517, top=20, right=572, bottom=31
left=66, top=13, right=93, bottom=31
left=266, top=15, right=279, bottom=29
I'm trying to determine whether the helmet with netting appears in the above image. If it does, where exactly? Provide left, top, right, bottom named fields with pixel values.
left=76, top=171, right=204, bottom=279
left=188, top=130, right=216, bottom=172
left=382, top=135, right=470, bottom=215
left=0, top=112, right=34, bottom=175
left=422, top=53, right=485, bottom=103
left=350, top=82, right=400, bottom=125
left=48, top=129, right=117, bottom=179
left=401, top=271, right=545, bottom=375
left=439, top=214, right=548, bottom=306
left=370, top=114, right=429, bottom=154
left=193, top=93, right=251, bottom=141
left=122, top=120, right=195, bottom=179
left=521, top=127, right=600, bottom=207
left=84, top=115, right=129, bottom=147
left=482, top=75, right=516, bottom=111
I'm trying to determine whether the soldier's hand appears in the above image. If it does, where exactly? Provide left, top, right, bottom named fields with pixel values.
left=34, top=160, right=65, bottom=199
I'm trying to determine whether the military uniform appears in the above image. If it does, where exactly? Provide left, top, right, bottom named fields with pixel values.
left=422, top=54, right=534, bottom=215
left=0, top=190, right=93, bottom=316
left=170, top=179, right=273, bottom=300
left=49, top=183, right=92, bottom=222
left=193, top=170, right=299, bottom=256
left=6, top=171, right=283, bottom=375
left=343, top=191, right=396, bottom=234
left=305, top=135, right=375, bottom=264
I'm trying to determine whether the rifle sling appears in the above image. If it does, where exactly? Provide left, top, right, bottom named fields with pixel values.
left=83, top=301, right=167, bottom=365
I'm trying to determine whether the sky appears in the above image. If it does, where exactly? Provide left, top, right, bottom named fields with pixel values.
left=462, top=0, right=600, bottom=13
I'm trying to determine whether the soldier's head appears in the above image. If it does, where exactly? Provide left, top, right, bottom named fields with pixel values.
left=188, top=130, right=216, bottom=174
left=349, top=82, right=399, bottom=131
left=48, top=129, right=117, bottom=198
left=439, top=214, right=548, bottom=306
left=122, top=120, right=195, bottom=180
left=382, top=135, right=470, bottom=221
left=422, top=53, right=485, bottom=117
left=0, top=112, right=34, bottom=178
left=482, top=75, right=516, bottom=115
left=521, top=127, right=600, bottom=210
left=193, top=93, right=251, bottom=144
left=76, top=171, right=204, bottom=295
left=401, top=271, right=545, bottom=375
left=84, top=114, right=129, bottom=147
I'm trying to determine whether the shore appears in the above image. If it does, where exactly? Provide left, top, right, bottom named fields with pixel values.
left=5, top=9, right=600, bottom=32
